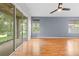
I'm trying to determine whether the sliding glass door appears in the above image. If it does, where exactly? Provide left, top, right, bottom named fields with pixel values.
left=0, top=12, right=14, bottom=56
left=15, top=14, right=28, bottom=48
left=0, top=3, right=28, bottom=56
left=15, top=17, right=23, bottom=48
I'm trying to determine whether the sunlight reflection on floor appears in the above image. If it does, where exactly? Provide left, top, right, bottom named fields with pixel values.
left=67, top=39, right=79, bottom=56
left=32, top=39, right=40, bottom=55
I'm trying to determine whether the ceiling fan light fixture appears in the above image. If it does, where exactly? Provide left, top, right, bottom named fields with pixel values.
left=59, top=4, right=63, bottom=8
left=58, top=8, right=62, bottom=11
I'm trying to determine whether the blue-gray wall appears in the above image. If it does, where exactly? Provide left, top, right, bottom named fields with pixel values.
left=32, top=17, right=79, bottom=38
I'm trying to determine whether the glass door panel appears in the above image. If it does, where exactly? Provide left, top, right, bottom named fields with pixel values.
left=0, top=11, right=14, bottom=55
left=22, top=18, right=28, bottom=41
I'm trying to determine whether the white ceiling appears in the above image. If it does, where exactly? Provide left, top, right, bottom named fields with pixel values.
left=15, top=3, right=31, bottom=17
left=16, top=3, right=79, bottom=17
left=25, top=3, right=79, bottom=17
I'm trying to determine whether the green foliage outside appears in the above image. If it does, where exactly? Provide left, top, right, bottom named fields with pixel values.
left=0, top=12, right=28, bottom=44
left=0, top=12, right=13, bottom=43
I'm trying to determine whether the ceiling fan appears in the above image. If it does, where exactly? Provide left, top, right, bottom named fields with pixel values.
left=50, top=3, right=70, bottom=14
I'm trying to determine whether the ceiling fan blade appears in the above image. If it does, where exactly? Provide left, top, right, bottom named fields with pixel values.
left=50, top=9, right=58, bottom=14
left=62, top=8, right=70, bottom=11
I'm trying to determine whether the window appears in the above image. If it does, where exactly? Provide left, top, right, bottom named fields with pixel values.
left=32, top=19, right=40, bottom=33
left=0, top=12, right=13, bottom=43
left=22, top=18, right=28, bottom=38
left=68, top=20, right=79, bottom=33
left=19, top=18, right=28, bottom=39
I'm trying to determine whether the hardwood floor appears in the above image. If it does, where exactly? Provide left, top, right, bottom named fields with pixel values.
left=10, top=38, right=79, bottom=56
